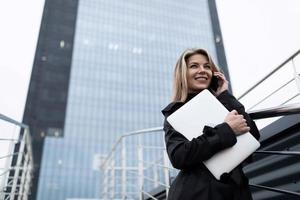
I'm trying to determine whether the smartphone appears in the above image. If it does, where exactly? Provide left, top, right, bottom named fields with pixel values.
left=209, top=76, right=219, bottom=92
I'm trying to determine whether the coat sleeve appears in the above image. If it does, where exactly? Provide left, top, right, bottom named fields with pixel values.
left=162, top=104, right=237, bottom=170
left=216, top=90, right=260, bottom=140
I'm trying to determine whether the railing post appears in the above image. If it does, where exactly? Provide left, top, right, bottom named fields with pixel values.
left=103, top=160, right=109, bottom=200
left=10, top=131, right=26, bottom=199
left=0, top=115, right=33, bottom=200
left=17, top=128, right=31, bottom=200
left=103, top=155, right=113, bottom=200
left=17, top=152, right=28, bottom=200
left=110, top=159, right=115, bottom=199
left=292, top=58, right=300, bottom=92
left=24, top=128, right=33, bottom=200
left=153, top=164, right=158, bottom=188
left=163, top=132, right=170, bottom=198
left=1, top=134, right=15, bottom=197
left=138, top=135, right=144, bottom=200
left=121, top=137, right=127, bottom=199
left=24, top=165, right=32, bottom=200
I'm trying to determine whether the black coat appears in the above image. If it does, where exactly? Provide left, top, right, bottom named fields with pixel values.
left=161, top=90, right=260, bottom=200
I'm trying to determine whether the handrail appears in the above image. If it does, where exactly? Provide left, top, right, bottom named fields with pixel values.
left=0, top=169, right=11, bottom=177
left=249, top=102, right=300, bottom=119
left=254, top=150, right=300, bottom=156
left=247, top=78, right=295, bottom=111
left=281, top=93, right=300, bottom=105
left=0, top=113, right=28, bottom=129
left=0, top=153, right=20, bottom=160
left=238, top=49, right=300, bottom=100
left=250, top=184, right=300, bottom=197
left=142, top=160, right=176, bottom=171
left=143, top=176, right=169, bottom=188
left=141, top=190, right=158, bottom=200
left=0, top=138, right=20, bottom=142
left=122, top=127, right=163, bottom=137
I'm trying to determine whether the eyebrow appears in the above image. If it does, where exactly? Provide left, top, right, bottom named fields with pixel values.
left=188, top=62, right=198, bottom=65
left=188, top=61, right=209, bottom=65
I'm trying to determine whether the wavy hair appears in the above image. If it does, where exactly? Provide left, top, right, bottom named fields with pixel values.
left=172, top=48, right=219, bottom=102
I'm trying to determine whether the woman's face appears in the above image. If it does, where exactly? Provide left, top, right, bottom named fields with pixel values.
left=186, top=53, right=213, bottom=93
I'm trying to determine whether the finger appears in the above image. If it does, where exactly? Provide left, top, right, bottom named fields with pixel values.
left=214, top=72, right=226, bottom=78
left=243, top=126, right=250, bottom=132
left=245, top=126, right=250, bottom=132
left=231, top=110, right=238, bottom=115
left=238, top=114, right=244, bottom=119
left=214, top=74, right=224, bottom=80
left=238, top=127, right=249, bottom=135
left=214, top=71, right=224, bottom=75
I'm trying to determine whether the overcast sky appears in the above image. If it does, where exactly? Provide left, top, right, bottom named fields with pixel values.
left=0, top=0, right=300, bottom=122
left=0, top=1, right=45, bottom=121
left=216, top=0, right=300, bottom=98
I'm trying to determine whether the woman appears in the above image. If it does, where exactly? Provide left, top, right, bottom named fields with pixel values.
left=161, top=48, right=260, bottom=200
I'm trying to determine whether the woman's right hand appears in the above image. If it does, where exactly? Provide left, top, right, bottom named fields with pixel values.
left=224, top=110, right=250, bottom=135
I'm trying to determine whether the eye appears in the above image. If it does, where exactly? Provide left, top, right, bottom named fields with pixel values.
left=204, top=64, right=212, bottom=69
left=189, top=64, right=198, bottom=69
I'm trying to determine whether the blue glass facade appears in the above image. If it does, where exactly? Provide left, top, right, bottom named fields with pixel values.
left=37, top=0, right=222, bottom=199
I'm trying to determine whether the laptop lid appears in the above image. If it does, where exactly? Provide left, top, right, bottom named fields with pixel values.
left=167, top=89, right=260, bottom=180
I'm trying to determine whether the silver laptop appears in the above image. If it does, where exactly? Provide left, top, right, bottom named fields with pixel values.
left=167, top=89, right=260, bottom=180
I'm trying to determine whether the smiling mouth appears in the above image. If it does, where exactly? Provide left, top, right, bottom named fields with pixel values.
left=195, top=77, right=208, bottom=81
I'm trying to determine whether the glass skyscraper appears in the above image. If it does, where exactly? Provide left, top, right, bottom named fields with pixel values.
left=24, top=0, right=228, bottom=199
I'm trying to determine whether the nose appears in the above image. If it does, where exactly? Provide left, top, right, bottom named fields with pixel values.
left=197, top=65, right=206, bottom=73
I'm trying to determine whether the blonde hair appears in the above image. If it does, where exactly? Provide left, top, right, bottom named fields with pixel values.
left=172, top=48, right=219, bottom=102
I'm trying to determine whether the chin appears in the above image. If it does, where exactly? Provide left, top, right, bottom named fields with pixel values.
left=189, top=87, right=208, bottom=93
left=188, top=83, right=210, bottom=93
left=195, top=85, right=209, bottom=91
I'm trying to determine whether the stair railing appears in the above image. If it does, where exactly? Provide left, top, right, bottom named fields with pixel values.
left=0, top=114, right=34, bottom=200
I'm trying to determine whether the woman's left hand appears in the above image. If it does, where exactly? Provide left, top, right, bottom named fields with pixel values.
left=214, top=71, right=229, bottom=96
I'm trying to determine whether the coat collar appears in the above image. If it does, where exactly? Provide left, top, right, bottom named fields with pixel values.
left=161, top=92, right=200, bottom=116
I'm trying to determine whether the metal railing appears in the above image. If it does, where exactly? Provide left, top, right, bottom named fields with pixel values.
left=100, top=103, right=300, bottom=200
left=101, top=119, right=300, bottom=200
left=101, top=50, right=300, bottom=199
left=100, top=127, right=173, bottom=200
left=0, top=114, right=34, bottom=200
left=237, top=50, right=300, bottom=129
left=238, top=50, right=300, bottom=105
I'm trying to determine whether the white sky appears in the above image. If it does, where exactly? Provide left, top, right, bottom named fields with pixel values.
left=216, top=0, right=300, bottom=97
left=0, top=1, right=45, bottom=121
